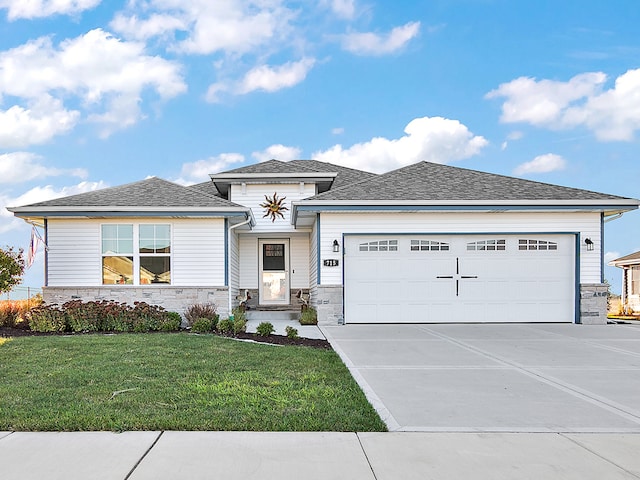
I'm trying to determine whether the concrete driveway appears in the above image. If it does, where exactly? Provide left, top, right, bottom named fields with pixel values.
left=321, top=323, right=640, bottom=432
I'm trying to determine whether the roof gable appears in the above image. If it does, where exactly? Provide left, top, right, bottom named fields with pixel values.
left=609, top=251, right=640, bottom=266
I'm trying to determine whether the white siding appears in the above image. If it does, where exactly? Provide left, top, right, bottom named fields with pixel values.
left=309, top=217, right=318, bottom=302
left=290, top=235, right=310, bottom=289
left=238, top=233, right=310, bottom=289
left=230, top=183, right=316, bottom=233
left=319, top=211, right=602, bottom=285
left=47, top=218, right=226, bottom=287
left=238, top=235, right=259, bottom=288
left=172, top=219, right=225, bottom=286
left=47, top=219, right=101, bottom=286
left=228, top=226, right=239, bottom=304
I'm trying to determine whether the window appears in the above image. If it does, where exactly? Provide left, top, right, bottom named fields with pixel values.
left=102, top=224, right=133, bottom=284
left=518, top=239, right=558, bottom=251
left=359, top=240, right=398, bottom=252
left=631, top=266, right=640, bottom=296
left=139, top=224, right=171, bottom=284
left=411, top=240, right=449, bottom=251
left=467, top=239, right=506, bottom=251
left=102, top=224, right=171, bottom=285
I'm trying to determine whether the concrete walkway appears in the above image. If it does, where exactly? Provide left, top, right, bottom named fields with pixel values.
left=2, top=431, right=640, bottom=479
left=322, top=323, right=640, bottom=432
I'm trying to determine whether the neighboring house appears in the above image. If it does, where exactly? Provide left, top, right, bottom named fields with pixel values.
left=609, top=251, right=640, bottom=314
left=8, top=159, right=639, bottom=325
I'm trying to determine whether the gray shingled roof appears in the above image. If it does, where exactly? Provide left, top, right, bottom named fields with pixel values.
left=13, top=177, right=243, bottom=209
left=287, top=159, right=377, bottom=189
left=188, top=181, right=224, bottom=198
left=305, top=161, right=631, bottom=202
left=218, top=159, right=317, bottom=175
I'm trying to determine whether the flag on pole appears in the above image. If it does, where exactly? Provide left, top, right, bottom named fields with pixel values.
left=27, top=226, right=40, bottom=269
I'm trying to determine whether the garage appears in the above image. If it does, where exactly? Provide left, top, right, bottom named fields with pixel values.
left=344, top=234, right=576, bottom=323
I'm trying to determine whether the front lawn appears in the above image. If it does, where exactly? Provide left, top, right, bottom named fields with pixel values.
left=0, top=334, right=386, bottom=432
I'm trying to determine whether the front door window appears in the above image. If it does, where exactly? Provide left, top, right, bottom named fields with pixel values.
left=260, top=241, right=289, bottom=304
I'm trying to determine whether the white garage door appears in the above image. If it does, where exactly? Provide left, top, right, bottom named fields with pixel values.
left=344, top=235, right=575, bottom=323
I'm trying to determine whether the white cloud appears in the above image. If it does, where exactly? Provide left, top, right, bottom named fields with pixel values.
left=0, top=29, right=186, bottom=144
left=238, top=58, right=316, bottom=94
left=487, top=69, right=640, bottom=141
left=207, top=58, right=315, bottom=102
left=0, top=96, right=80, bottom=148
left=327, top=0, right=356, bottom=19
left=0, top=0, right=100, bottom=20
left=111, top=0, right=295, bottom=56
left=252, top=144, right=302, bottom=163
left=513, top=153, right=566, bottom=176
left=341, top=21, right=420, bottom=56
left=501, top=130, right=524, bottom=150
left=176, top=153, right=246, bottom=185
left=312, top=116, right=488, bottom=173
left=332, top=127, right=345, bottom=135
left=0, top=152, right=87, bottom=183
left=605, top=251, right=621, bottom=264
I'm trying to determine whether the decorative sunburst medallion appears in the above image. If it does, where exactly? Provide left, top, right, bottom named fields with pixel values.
left=260, top=192, right=289, bottom=222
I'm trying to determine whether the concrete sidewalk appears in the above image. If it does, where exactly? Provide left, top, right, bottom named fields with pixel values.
left=1, top=431, right=640, bottom=479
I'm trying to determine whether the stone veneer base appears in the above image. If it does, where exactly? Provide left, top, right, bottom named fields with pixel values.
left=43, top=286, right=230, bottom=319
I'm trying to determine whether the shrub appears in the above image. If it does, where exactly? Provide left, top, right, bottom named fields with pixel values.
left=299, top=306, right=318, bottom=325
left=217, top=317, right=233, bottom=334
left=27, top=305, right=67, bottom=333
left=184, top=303, right=218, bottom=327
left=160, top=312, right=183, bottom=332
left=285, top=326, right=299, bottom=339
left=256, top=321, right=274, bottom=337
left=0, top=301, right=21, bottom=328
left=231, top=307, right=247, bottom=334
left=191, top=317, right=214, bottom=333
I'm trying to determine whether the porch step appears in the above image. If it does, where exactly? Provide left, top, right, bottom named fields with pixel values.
left=245, top=310, right=300, bottom=322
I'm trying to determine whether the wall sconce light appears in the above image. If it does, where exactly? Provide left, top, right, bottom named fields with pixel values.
left=584, top=238, right=594, bottom=251
left=332, top=239, right=340, bottom=253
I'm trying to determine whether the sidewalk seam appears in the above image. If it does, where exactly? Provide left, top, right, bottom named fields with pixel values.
left=124, top=431, right=163, bottom=480
left=560, top=433, right=640, bottom=479
left=356, top=433, right=379, bottom=480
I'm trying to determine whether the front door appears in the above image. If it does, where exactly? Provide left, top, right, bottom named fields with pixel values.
left=259, top=239, right=290, bottom=305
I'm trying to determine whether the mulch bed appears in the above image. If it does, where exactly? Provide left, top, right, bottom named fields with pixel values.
left=0, top=326, right=332, bottom=349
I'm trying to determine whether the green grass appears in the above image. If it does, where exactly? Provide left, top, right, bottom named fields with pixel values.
left=0, top=334, right=387, bottom=432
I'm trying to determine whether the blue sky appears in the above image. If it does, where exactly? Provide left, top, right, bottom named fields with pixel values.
left=1, top=0, right=639, bottom=295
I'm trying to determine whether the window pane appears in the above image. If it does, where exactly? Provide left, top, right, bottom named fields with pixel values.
left=102, top=239, right=117, bottom=254
left=102, top=224, right=133, bottom=254
left=102, top=225, right=118, bottom=238
left=102, top=256, right=133, bottom=284
left=140, top=256, right=171, bottom=284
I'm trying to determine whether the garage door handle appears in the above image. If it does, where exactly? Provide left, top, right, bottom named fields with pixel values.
left=461, top=276, right=478, bottom=279
left=436, top=275, right=454, bottom=279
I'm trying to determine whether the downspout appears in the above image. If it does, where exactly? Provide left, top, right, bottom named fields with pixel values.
left=227, top=216, right=252, bottom=316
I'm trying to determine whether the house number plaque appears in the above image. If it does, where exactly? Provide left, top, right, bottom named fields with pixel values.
left=323, top=259, right=339, bottom=267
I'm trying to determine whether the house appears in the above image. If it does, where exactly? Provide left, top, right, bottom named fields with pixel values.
left=8, top=159, right=639, bottom=325
left=609, top=251, right=640, bottom=314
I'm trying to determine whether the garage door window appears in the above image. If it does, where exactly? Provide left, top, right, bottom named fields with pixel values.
left=410, top=240, right=449, bottom=251
left=467, top=239, right=506, bottom=251
left=518, top=239, right=558, bottom=251
left=359, top=240, right=398, bottom=252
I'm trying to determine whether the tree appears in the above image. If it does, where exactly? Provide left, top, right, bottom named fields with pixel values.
left=0, top=246, right=25, bottom=295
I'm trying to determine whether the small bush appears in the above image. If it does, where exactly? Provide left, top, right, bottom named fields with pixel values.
left=159, top=312, right=182, bottom=332
left=299, top=306, right=318, bottom=325
left=184, top=303, right=218, bottom=327
left=231, top=307, right=247, bottom=334
left=27, top=305, right=67, bottom=333
left=217, top=317, right=233, bottom=334
left=0, top=296, right=43, bottom=328
left=256, top=321, right=274, bottom=337
left=285, top=326, right=299, bottom=339
left=191, top=317, right=214, bottom=333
